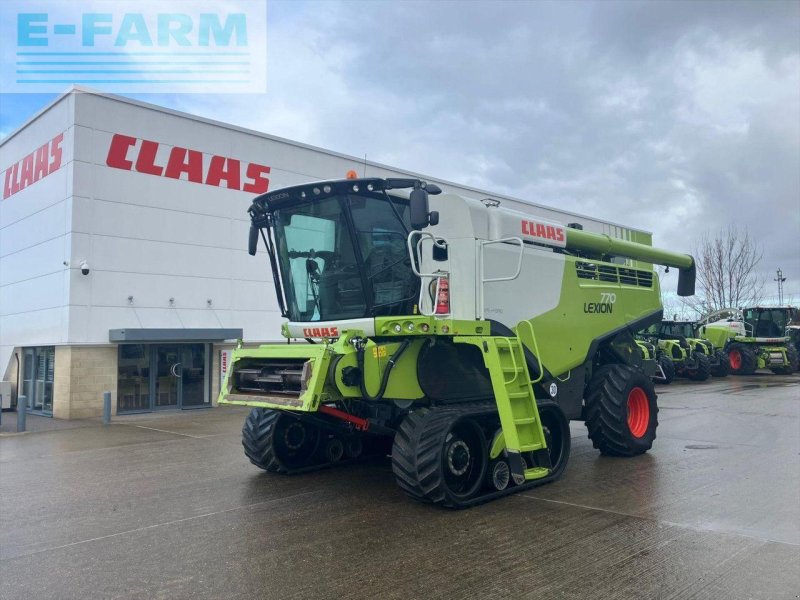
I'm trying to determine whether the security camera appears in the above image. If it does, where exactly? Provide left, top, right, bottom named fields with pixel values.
left=80, top=260, right=90, bottom=276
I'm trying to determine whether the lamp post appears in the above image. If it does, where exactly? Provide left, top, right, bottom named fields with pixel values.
left=775, top=268, right=786, bottom=305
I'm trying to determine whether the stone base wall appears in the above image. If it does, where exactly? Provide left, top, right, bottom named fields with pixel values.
left=54, top=346, right=118, bottom=419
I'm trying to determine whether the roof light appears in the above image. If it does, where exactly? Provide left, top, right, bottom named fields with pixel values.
left=346, top=170, right=358, bottom=179
left=323, top=185, right=331, bottom=193
left=313, top=187, right=320, bottom=195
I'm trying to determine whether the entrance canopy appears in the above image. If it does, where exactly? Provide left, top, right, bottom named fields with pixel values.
left=109, top=328, right=243, bottom=343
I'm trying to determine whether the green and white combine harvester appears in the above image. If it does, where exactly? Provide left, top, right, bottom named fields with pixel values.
left=697, top=307, right=798, bottom=375
left=219, top=177, right=696, bottom=507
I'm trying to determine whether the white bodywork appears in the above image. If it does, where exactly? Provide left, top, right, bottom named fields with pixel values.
left=413, top=194, right=569, bottom=328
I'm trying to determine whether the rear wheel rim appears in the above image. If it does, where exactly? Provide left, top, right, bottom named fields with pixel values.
left=627, top=388, right=650, bottom=438
left=729, top=350, right=742, bottom=370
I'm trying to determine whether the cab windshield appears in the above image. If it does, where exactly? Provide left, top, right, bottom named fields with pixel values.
left=660, top=322, right=694, bottom=338
left=271, top=193, right=417, bottom=322
left=743, top=308, right=790, bottom=338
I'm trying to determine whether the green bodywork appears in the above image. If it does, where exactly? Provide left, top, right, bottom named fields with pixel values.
left=220, top=317, right=551, bottom=481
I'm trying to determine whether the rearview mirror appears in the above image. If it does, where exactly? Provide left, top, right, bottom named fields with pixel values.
left=248, top=225, right=259, bottom=256
left=410, top=188, right=430, bottom=230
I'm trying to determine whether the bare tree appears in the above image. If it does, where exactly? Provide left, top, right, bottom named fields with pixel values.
left=685, top=225, right=764, bottom=315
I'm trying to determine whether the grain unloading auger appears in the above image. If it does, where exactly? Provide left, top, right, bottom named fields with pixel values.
left=219, top=177, right=695, bottom=507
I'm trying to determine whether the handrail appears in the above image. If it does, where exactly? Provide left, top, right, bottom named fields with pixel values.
left=407, top=230, right=451, bottom=318
left=481, top=237, right=524, bottom=283
left=494, top=337, right=520, bottom=385
left=516, top=320, right=544, bottom=384
left=406, top=231, right=449, bottom=278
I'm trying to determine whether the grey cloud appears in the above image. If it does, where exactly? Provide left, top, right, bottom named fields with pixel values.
left=158, top=0, right=800, bottom=301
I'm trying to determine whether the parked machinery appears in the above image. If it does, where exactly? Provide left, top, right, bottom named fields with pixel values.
left=220, top=177, right=696, bottom=507
left=697, top=307, right=798, bottom=375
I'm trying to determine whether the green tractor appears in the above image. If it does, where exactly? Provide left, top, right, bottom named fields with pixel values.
left=220, top=177, right=696, bottom=507
left=659, top=320, right=729, bottom=378
left=638, top=321, right=718, bottom=382
left=636, top=338, right=675, bottom=384
left=697, top=307, right=798, bottom=375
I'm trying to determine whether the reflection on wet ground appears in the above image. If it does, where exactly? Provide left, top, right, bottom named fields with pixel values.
left=1, top=373, right=798, bottom=599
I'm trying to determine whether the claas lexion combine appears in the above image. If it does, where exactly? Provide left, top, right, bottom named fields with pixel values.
left=219, top=177, right=696, bottom=507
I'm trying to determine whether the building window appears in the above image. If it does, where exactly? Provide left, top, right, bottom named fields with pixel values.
left=22, top=347, right=55, bottom=414
left=118, top=344, right=151, bottom=412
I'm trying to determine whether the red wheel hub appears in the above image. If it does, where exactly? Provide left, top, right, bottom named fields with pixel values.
left=627, top=387, right=650, bottom=438
left=729, top=350, right=742, bottom=370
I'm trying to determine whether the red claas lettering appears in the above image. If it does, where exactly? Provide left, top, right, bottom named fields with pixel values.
left=302, top=327, right=340, bottom=338
left=521, top=219, right=565, bottom=244
left=105, top=133, right=271, bottom=194
left=3, top=133, right=64, bottom=200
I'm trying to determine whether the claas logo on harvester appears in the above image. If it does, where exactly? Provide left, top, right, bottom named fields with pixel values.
left=303, top=327, right=339, bottom=338
left=521, top=219, right=565, bottom=244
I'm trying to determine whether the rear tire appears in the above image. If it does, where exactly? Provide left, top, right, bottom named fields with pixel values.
left=711, top=350, right=730, bottom=377
left=585, top=364, right=658, bottom=457
left=727, top=344, right=757, bottom=375
left=658, top=356, right=675, bottom=384
left=686, top=352, right=711, bottom=381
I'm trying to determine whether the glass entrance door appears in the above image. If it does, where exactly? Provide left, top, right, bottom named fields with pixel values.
left=180, top=344, right=208, bottom=408
left=155, top=345, right=182, bottom=409
left=119, top=343, right=209, bottom=413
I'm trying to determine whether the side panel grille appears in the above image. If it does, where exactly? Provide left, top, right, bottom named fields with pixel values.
left=576, top=261, right=654, bottom=288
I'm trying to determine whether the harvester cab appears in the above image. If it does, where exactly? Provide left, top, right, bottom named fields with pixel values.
left=697, top=306, right=798, bottom=375
left=221, top=176, right=696, bottom=507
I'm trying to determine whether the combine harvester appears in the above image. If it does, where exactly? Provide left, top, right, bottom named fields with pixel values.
left=219, top=177, right=696, bottom=507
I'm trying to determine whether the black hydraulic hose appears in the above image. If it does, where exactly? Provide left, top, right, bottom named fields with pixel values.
left=356, top=339, right=411, bottom=402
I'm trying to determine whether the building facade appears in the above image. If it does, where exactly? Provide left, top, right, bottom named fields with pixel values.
left=0, top=87, right=651, bottom=419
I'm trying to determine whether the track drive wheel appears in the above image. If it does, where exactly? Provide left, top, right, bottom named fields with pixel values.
left=710, top=350, right=730, bottom=377
left=686, top=351, right=711, bottom=381
left=392, top=407, right=489, bottom=508
left=727, top=343, right=757, bottom=375
left=658, top=356, right=675, bottom=384
left=585, top=364, right=658, bottom=457
left=242, top=408, right=320, bottom=473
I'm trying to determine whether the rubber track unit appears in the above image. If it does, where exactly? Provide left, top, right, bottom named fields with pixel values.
left=242, top=408, right=285, bottom=472
left=242, top=408, right=385, bottom=475
left=584, top=363, right=658, bottom=457
left=391, top=402, right=565, bottom=508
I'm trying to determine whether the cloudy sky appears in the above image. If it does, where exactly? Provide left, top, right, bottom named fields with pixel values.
left=2, top=0, right=799, bottom=302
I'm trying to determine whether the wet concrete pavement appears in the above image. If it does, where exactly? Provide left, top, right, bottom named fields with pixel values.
left=1, top=374, right=798, bottom=599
